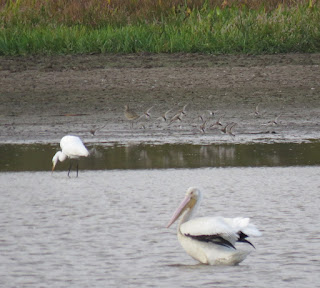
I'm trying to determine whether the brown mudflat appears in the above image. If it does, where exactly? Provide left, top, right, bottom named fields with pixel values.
left=1, top=53, right=319, bottom=144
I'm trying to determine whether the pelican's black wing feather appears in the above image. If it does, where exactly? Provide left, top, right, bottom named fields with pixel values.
left=185, top=233, right=236, bottom=249
left=237, top=231, right=255, bottom=248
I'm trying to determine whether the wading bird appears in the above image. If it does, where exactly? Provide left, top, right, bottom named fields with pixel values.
left=124, top=105, right=141, bottom=128
left=89, top=124, right=106, bottom=136
left=199, top=120, right=207, bottom=133
left=220, top=122, right=237, bottom=136
left=52, top=135, right=89, bottom=177
left=254, top=103, right=262, bottom=118
left=267, top=114, right=281, bottom=126
left=167, top=187, right=261, bottom=265
left=209, top=116, right=223, bottom=129
left=169, top=104, right=189, bottom=125
left=157, top=109, right=172, bottom=122
left=143, top=106, right=154, bottom=120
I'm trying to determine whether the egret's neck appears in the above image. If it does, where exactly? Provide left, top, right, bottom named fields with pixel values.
left=58, top=151, right=67, bottom=162
left=53, top=151, right=67, bottom=164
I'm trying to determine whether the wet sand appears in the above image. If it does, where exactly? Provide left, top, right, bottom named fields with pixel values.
left=1, top=53, right=320, bottom=144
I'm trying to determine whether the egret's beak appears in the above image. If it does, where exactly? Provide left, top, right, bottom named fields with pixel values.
left=166, top=194, right=191, bottom=228
left=52, top=164, right=56, bottom=173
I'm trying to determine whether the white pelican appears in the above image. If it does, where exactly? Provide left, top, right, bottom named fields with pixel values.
left=52, top=135, right=89, bottom=177
left=167, top=187, right=261, bottom=265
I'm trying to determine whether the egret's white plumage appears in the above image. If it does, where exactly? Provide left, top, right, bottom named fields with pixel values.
left=167, top=187, right=261, bottom=265
left=52, top=135, right=89, bottom=177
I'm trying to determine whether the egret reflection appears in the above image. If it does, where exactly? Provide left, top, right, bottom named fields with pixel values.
left=0, top=142, right=320, bottom=172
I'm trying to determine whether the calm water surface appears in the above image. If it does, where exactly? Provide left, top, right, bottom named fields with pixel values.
left=1, top=167, right=319, bottom=288
left=1, top=142, right=320, bottom=171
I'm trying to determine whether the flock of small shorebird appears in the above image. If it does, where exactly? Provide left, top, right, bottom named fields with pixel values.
left=120, top=103, right=281, bottom=136
left=54, top=103, right=281, bottom=175
left=86, top=103, right=281, bottom=136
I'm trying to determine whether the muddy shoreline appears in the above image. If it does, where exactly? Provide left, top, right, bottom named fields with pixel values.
left=1, top=53, right=320, bottom=145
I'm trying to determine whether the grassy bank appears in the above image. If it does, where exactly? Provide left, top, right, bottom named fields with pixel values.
left=0, top=0, right=319, bottom=55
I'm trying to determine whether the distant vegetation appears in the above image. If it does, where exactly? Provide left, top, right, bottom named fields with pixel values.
left=0, top=0, right=319, bottom=55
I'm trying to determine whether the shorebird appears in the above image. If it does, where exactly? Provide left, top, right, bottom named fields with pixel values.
left=254, top=104, right=262, bottom=118
left=169, top=104, right=189, bottom=125
left=228, top=122, right=237, bottom=136
left=267, top=114, right=281, bottom=126
left=124, top=105, right=141, bottom=128
left=221, top=122, right=237, bottom=136
left=157, top=109, right=172, bottom=122
left=206, top=110, right=219, bottom=118
left=199, top=120, right=207, bottom=133
left=209, top=116, right=223, bottom=129
left=198, top=114, right=205, bottom=123
left=52, top=135, right=89, bottom=177
left=89, top=124, right=106, bottom=136
left=169, top=113, right=182, bottom=125
left=198, top=109, right=217, bottom=123
left=143, top=106, right=154, bottom=120
left=167, top=187, right=261, bottom=265
left=179, top=103, right=189, bottom=117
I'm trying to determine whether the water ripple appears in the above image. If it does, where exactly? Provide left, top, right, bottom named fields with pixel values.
left=0, top=167, right=319, bottom=287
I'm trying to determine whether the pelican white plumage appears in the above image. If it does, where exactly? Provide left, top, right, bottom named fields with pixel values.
left=167, top=187, right=261, bottom=265
left=52, top=135, right=89, bottom=177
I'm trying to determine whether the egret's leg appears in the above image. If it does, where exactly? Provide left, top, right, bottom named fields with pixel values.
left=76, top=161, right=79, bottom=178
left=68, top=161, right=73, bottom=177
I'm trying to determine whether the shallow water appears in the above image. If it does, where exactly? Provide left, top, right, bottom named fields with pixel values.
left=1, top=142, right=320, bottom=171
left=1, top=167, right=319, bottom=288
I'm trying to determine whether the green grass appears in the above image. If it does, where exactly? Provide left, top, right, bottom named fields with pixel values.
left=0, top=1, right=319, bottom=55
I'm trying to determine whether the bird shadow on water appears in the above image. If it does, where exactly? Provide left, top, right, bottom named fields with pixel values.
left=165, top=262, right=251, bottom=270
left=167, top=263, right=203, bottom=269
left=50, top=173, right=80, bottom=179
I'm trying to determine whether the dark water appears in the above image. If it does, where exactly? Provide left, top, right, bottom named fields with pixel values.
left=1, top=142, right=320, bottom=172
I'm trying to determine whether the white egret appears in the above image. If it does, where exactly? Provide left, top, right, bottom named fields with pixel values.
left=52, top=135, right=89, bottom=177
left=167, top=187, right=261, bottom=265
